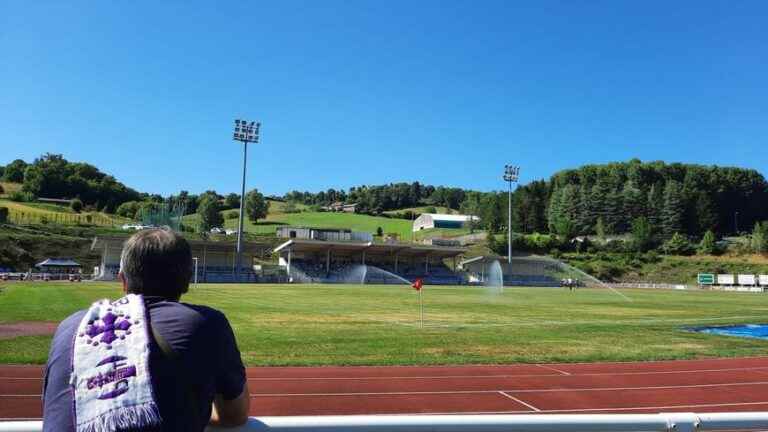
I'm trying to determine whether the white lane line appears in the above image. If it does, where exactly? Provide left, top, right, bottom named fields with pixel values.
left=536, top=364, right=571, bottom=375
left=245, top=380, right=768, bottom=397
left=8, top=379, right=768, bottom=399
left=5, top=365, right=768, bottom=382
left=498, top=391, right=540, bottom=411
left=372, top=400, right=768, bottom=416
left=242, top=365, right=768, bottom=380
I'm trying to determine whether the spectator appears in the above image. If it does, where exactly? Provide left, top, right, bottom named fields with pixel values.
left=43, top=229, right=250, bottom=431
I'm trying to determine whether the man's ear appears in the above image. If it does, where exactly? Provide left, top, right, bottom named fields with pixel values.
left=118, top=272, right=128, bottom=294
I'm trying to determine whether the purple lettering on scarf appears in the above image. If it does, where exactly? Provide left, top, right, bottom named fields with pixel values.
left=86, top=365, right=136, bottom=391
left=97, top=379, right=130, bottom=400
left=85, top=312, right=132, bottom=345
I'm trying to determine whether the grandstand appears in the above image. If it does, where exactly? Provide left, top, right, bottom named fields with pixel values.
left=273, top=230, right=467, bottom=285
left=91, top=236, right=275, bottom=283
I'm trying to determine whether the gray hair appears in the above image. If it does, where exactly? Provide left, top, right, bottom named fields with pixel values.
left=120, top=229, right=192, bottom=298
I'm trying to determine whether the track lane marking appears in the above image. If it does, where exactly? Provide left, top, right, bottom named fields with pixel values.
left=6, top=365, right=768, bottom=381
left=8, top=379, right=768, bottom=398
left=498, top=391, right=540, bottom=411
left=535, top=364, right=571, bottom=375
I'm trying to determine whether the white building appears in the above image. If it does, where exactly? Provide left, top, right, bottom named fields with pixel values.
left=412, top=213, right=479, bottom=232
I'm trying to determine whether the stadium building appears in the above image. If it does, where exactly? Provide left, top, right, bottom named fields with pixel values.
left=273, top=228, right=466, bottom=285
left=91, top=236, right=274, bottom=283
left=412, top=213, right=479, bottom=232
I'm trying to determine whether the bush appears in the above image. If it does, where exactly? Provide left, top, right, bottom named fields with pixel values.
left=424, top=206, right=437, bottom=214
left=70, top=198, right=83, bottom=213
left=697, top=230, right=721, bottom=255
left=0, top=184, right=4, bottom=195
left=8, top=191, right=34, bottom=202
left=662, top=233, right=694, bottom=255
left=0, top=207, right=8, bottom=223
left=226, top=212, right=238, bottom=219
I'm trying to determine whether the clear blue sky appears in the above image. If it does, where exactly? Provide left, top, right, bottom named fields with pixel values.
left=1, top=1, right=766, bottom=196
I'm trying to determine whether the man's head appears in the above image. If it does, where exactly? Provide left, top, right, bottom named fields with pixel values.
left=119, top=229, right=192, bottom=299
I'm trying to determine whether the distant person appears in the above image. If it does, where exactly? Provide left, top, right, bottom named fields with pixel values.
left=43, top=229, right=250, bottom=432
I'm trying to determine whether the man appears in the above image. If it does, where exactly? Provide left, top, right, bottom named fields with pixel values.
left=43, top=229, right=250, bottom=431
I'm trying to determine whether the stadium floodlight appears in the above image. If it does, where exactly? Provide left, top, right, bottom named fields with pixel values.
left=503, top=165, right=520, bottom=265
left=232, top=119, right=261, bottom=277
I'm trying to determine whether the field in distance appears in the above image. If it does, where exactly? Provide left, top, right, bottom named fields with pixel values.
left=3, top=283, right=768, bottom=365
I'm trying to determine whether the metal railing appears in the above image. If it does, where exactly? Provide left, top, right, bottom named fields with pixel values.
left=4, top=412, right=768, bottom=432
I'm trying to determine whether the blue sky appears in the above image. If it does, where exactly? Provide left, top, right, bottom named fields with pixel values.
left=1, top=1, right=766, bottom=196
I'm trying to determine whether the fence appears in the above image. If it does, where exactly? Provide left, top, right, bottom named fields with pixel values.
left=4, top=412, right=768, bottom=432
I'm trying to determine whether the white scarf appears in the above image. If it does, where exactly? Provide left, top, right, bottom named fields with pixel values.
left=70, top=294, right=161, bottom=432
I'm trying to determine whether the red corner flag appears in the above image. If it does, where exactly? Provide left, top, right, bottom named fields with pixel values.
left=412, top=278, right=423, bottom=291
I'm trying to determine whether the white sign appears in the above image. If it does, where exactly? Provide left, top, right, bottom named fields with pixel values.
left=717, top=274, right=735, bottom=285
left=760, top=275, right=768, bottom=286
left=738, top=274, right=756, bottom=286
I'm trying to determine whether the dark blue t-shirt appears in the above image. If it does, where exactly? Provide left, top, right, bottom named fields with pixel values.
left=42, top=297, right=246, bottom=432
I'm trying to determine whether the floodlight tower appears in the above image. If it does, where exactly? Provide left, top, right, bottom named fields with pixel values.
left=232, top=119, right=260, bottom=277
left=503, top=165, right=520, bottom=264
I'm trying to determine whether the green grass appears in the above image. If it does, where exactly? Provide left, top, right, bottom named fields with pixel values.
left=0, top=199, right=128, bottom=227
left=3, top=282, right=768, bottom=365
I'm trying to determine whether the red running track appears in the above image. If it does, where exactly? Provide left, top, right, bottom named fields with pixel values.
left=5, top=357, right=768, bottom=420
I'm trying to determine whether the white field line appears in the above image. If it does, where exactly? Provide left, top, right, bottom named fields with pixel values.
left=5, top=365, right=768, bottom=382
left=405, top=314, right=768, bottom=328
left=243, top=380, right=768, bottom=397
left=498, top=391, right=541, bottom=411
left=535, top=364, right=571, bottom=375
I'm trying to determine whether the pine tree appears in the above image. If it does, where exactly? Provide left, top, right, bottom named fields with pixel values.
left=662, top=181, right=685, bottom=238
left=621, top=181, right=646, bottom=222
left=694, top=191, right=718, bottom=234
left=646, top=183, right=663, bottom=227
left=697, top=230, right=717, bottom=255
left=595, top=217, right=606, bottom=241
left=752, top=222, right=768, bottom=254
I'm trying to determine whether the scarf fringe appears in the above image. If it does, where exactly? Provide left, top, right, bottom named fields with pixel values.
left=78, top=403, right=161, bottom=432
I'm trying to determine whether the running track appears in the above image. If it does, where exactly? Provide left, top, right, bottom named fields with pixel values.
left=5, top=357, right=768, bottom=420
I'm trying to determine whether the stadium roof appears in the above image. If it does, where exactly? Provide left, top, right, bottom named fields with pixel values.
left=273, top=239, right=466, bottom=258
left=36, top=258, right=81, bottom=267
left=423, top=213, right=478, bottom=222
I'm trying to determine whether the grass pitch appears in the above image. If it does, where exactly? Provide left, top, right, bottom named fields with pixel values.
left=2, top=282, right=768, bottom=365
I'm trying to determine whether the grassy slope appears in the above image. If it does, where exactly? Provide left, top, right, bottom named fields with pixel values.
left=0, top=182, right=22, bottom=196
left=564, top=253, right=768, bottom=284
left=184, top=200, right=415, bottom=239
left=0, top=199, right=128, bottom=226
left=3, top=282, right=768, bottom=365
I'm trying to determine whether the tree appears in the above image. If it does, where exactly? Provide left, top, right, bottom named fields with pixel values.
left=2, top=159, right=27, bottom=182
left=245, top=189, right=268, bottom=223
left=630, top=216, right=654, bottom=252
left=224, top=193, right=240, bottom=209
left=116, top=201, right=141, bottom=219
left=197, top=196, right=223, bottom=231
left=662, top=181, right=685, bottom=238
left=595, top=217, right=606, bottom=242
left=70, top=198, right=83, bottom=213
left=0, top=207, right=8, bottom=224
left=376, top=226, right=383, bottom=237
left=0, top=184, right=4, bottom=195
left=697, top=230, right=718, bottom=255
left=752, top=222, right=768, bottom=254
left=662, top=232, right=694, bottom=255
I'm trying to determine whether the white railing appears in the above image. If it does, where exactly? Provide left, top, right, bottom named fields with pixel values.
left=4, top=413, right=768, bottom=432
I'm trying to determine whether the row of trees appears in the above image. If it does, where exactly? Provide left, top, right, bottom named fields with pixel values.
left=284, top=183, right=468, bottom=214
left=196, top=189, right=268, bottom=231
left=2, top=154, right=142, bottom=213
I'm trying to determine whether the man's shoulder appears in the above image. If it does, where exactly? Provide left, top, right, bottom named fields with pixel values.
left=150, top=301, right=232, bottom=333
left=54, top=310, right=87, bottom=339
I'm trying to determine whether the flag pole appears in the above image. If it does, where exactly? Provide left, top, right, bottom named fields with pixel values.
left=419, top=288, right=424, bottom=328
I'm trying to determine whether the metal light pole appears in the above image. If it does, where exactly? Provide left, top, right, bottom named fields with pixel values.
left=232, top=119, right=260, bottom=278
left=503, top=165, right=520, bottom=264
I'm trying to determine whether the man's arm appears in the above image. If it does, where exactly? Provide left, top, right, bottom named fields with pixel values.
left=209, top=382, right=250, bottom=427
